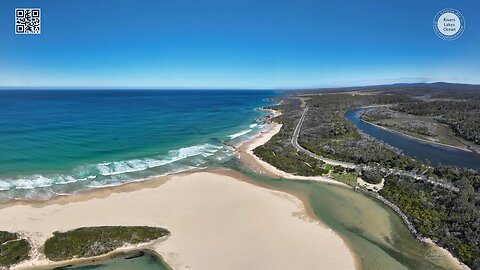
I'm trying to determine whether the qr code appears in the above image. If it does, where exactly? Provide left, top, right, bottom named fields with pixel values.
left=15, top=8, right=41, bottom=34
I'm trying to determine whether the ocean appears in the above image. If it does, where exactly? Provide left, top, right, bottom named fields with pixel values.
left=4, top=90, right=461, bottom=270
left=0, top=90, right=278, bottom=201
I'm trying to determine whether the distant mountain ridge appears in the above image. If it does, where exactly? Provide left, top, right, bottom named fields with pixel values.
left=286, top=82, right=480, bottom=94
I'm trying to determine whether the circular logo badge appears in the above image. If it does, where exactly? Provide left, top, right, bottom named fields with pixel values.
left=433, top=8, right=465, bottom=40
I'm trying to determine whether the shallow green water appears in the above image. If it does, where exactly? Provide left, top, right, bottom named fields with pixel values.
left=9, top=91, right=461, bottom=269
left=234, top=162, right=459, bottom=270
left=44, top=161, right=459, bottom=270
left=49, top=251, right=170, bottom=270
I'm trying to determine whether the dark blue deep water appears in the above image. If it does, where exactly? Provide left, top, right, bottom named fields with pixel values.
left=0, top=90, right=278, bottom=200
left=346, top=108, right=480, bottom=168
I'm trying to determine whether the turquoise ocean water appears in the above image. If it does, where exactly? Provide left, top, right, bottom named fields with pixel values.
left=0, top=90, right=277, bottom=201
left=5, top=90, right=462, bottom=270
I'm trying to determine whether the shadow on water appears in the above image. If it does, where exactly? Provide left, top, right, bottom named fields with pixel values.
left=225, top=158, right=459, bottom=270
left=48, top=250, right=171, bottom=270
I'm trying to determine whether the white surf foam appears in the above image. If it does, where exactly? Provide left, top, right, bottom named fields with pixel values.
left=57, top=176, right=80, bottom=185
left=0, top=143, right=227, bottom=195
left=97, top=143, right=221, bottom=176
left=10, top=175, right=54, bottom=190
left=0, top=181, right=11, bottom=191
left=229, top=129, right=252, bottom=139
left=88, top=165, right=198, bottom=189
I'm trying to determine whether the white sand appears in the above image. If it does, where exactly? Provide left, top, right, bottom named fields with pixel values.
left=1, top=171, right=356, bottom=270
left=241, top=123, right=468, bottom=270
left=238, top=123, right=352, bottom=188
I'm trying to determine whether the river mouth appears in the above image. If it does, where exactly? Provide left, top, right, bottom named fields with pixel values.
left=38, top=158, right=462, bottom=270
left=7, top=91, right=467, bottom=270
left=233, top=161, right=461, bottom=270
left=41, top=164, right=461, bottom=270
left=345, top=108, right=480, bottom=168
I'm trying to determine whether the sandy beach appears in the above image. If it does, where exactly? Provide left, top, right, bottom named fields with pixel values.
left=239, top=119, right=469, bottom=270
left=0, top=170, right=356, bottom=270
left=238, top=123, right=352, bottom=188
left=0, top=113, right=469, bottom=270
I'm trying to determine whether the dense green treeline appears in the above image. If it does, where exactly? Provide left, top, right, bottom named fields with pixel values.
left=395, top=100, right=480, bottom=145
left=254, top=98, right=330, bottom=176
left=380, top=167, right=480, bottom=268
left=254, top=88, right=480, bottom=269
left=299, top=93, right=425, bottom=171
left=360, top=107, right=437, bottom=137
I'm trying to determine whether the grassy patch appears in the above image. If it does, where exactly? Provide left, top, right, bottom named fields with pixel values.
left=324, top=163, right=335, bottom=171
left=44, top=226, right=170, bottom=261
left=330, top=172, right=358, bottom=187
left=0, top=231, right=31, bottom=267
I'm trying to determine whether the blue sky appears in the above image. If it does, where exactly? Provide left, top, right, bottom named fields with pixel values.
left=0, top=0, right=479, bottom=88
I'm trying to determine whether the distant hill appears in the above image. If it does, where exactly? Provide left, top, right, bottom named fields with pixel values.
left=285, top=82, right=480, bottom=97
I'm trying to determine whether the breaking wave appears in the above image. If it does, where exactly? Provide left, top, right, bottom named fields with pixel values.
left=0, top=143, right=233, bottom=200
left=229, top=129, right=252, bottom=139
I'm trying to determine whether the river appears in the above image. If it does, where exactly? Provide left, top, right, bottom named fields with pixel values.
left=345, top=108, right=480, bottom=168
left=42, top=106, right=470, bottom=270
left=48, top=160, right=462, bottom=270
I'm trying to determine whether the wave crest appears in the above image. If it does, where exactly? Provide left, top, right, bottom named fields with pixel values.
left=229, top=129, right=252, bottom=139
left=0, top=143, right=226, bottom=192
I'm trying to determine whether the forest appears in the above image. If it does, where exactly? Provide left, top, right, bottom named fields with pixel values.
left=298, top=93, right=425, bottom=171
left=380, top=166, right=480, bottom=267
left=394, top=100, right=480, bottom=145
left=255, top=85, right=480, bottom=268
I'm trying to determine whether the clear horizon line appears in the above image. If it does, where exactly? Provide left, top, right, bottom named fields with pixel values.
left=0, top=86, right=281, bottom=91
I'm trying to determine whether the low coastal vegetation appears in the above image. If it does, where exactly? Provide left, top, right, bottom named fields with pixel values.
left=371, top=84, right=480, bottom=147
left=0, top=231, right=31, bottom=267
left=254, top=143, right=329, bottom=176
left=360, top=107, right=438, bottom=137
left=380, top=167, right=480, bottom=266
left=253, top=98, right=329, bottom=177
left=44, top=226, right=169, bottom=261
left=359, top=104, right=478, bottom=150
left=299, top=93, right=427, bottom=171
left=360, top=169, right=383, bottom=184
left=253, top=98, right=359, bottom=186
left=395, top=100, right=480, bottom=146
left=255, top=84, right=480, bottom=268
